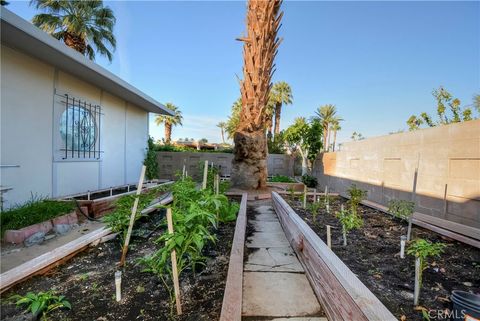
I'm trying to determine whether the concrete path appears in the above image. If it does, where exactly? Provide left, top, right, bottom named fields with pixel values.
left=242, top=200, right=327, bottom=321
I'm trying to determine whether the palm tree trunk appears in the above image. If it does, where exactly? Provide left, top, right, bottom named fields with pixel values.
left=327, top=127, right=332, bottom=151
left=64, top=32, right=87, bottom=54
left=333, top=129, right=337, bottom=151
left=323, top=125, right=328, bottom=152
left=274, top=102, right=282, bottom=135
left=221, top=128, right=225, bottom=143
left=231, top=0, right=282, bottom=190
left=165, top=122, right=172, bottom=145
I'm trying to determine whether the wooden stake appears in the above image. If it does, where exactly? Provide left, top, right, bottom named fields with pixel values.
left=166, top=208, right=182, bottom=315
left=324, top=186, right=328, bottom=204
left=182, top=163, right=186, bottom=179
left=327, top=225, right=332, bottom=249
left=400, top=235, right=406, bottom=259
left=119, top=165, right=146, bottom=266
left=407, top=158, right=419, bottom=241
left=215, top=174, right=220, bottom=195
left=202, top=160, right=208, bottom=190
left=443, top=184, right=448, bottom=215
left=413, top=257, right=421, bottom=306
left=303, top=185, right=307, bottom=209
left=341, top=204, right=347, bottom=246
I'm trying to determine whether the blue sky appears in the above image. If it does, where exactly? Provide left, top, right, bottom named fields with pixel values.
left=6, top=1, right=479, bottom=144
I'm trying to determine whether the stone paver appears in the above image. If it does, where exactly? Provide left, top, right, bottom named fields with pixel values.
left=246, top=232, right=290, bottom=248
left=250, top=220, right=283, bottom=233
left=242, top=272, right=322, bottom=317
left=245, top=247, right=304, bottom=272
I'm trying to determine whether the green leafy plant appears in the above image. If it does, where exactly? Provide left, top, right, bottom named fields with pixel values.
left=143, top=137, right=158, bottom=180
left=102, top=186, right=168, bottom=244
left=301, top=174, right=318, bottom=188
left=287, top=186, right=297, bottom=201
left=347, top=184, right=367, bottom=215
left=307, top=202, right=322, bottom=224
left=1, top=196, right=75, bottom=237
left=407, top=239, right=446, bottom=285
left=336, top=207, right=363, bottom=246
left=388, top=199, right=415, bottom=221
left=268, top=175, right=295, bottom=183
left=10, top=291, right=71, bottom=320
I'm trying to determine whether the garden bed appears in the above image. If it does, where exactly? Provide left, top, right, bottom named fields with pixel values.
left=281, top=193, right=480, bottom=321
left=0, top=205, right=237, bottom=321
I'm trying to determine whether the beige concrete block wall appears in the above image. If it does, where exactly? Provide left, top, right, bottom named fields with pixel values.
left=313, top=120, right=480, bottom=229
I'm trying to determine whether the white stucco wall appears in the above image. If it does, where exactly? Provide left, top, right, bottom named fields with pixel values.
left=1, top=44, right=149, bottom=208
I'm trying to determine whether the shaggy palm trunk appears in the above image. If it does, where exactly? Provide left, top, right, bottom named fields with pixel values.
left=231, top=0, right=283, bottom=190
left=165, top=123, right=172, bottom=144
left=64, top=32, right=87, bottom=54
left=274, top=103, right=282, bottom=135
left=221, top=129, right=225, bottom=144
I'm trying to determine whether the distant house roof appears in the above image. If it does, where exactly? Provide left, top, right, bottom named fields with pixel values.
left=0, top=8, right=172, bottom=115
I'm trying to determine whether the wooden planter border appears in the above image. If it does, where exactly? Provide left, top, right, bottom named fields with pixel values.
left=219, top=192, right=248, bottom=321
left=271, top=191, right=396, bottom=321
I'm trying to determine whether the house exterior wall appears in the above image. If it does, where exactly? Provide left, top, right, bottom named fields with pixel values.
left=1, top=45, right=149, bottom=208
left=312, top=120, right=480, bottom=229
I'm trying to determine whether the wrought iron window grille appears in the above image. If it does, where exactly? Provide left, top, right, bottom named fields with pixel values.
left=58, top=93, right=103, bottom=160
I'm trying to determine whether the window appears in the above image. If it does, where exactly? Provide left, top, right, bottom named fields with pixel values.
left=57, top=93, right=103, bottom=160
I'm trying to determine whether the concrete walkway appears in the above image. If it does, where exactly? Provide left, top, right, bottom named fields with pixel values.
left=242, top=199, right=326, bottom=321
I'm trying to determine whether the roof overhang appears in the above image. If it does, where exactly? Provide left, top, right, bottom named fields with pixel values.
left=1, top=8, right=172, bottom=116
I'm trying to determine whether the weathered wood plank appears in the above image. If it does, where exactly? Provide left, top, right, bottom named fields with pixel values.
left=220, top=193, right=248, bottom=321
left=272, top=192, right=397, bottom=321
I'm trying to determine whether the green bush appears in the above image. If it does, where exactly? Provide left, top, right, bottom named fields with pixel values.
left=10, top=290, right=71, bottom=320
left=1, top=197, right=75, bottom=237
left=144, top=137, right=158, bottom=180
left=268, top=175, right=295, bottom=183
left=347, top=184, right=367, bottom=215
left=301, top=174, right=317, bottom=188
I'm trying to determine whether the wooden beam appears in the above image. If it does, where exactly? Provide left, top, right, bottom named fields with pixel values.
left=219, top=193, right=248, bottom=321
left=271, top=192, right=396, bottom=321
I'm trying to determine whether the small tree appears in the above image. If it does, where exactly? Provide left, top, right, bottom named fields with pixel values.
left=388, top=199, right=414, bottom=221
left=336, top=206, right=363, bottom=246
left=143, top=137, right=158, bottom=180
left=284, top=117, right=323, bottom=176
left=407, top=239, right=446, bottom=304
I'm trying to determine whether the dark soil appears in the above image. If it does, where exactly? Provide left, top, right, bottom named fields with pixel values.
left=1, top=208, right=236, bottom=321
left=284, top=195, right=480, bottom=321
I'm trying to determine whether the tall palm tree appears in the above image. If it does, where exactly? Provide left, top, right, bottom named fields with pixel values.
left=331, top=120, right=341, bottom=152
left=314, top=104, right=339, bottom=152
left=217, top=121, right=227, bottom=144
left=31, top=0, right=116, bottom=61
left=155, top=103, right=183, bottom=145
left=271, top=81, right=293, bottom=136
left=231, top=0, right=283, bottom=189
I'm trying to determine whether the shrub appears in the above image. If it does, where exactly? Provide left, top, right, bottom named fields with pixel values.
left=301, top=174, right=318, bottom=188
left=268, top=175, right=295, bottom=183
left=1, top=196, right=75, bottom=237
left=307, top=202, right=322, bottom=223
left=388, top=199, right=415, bottom=221
left=336, top=207, right=363, bottom=245
left=407, top=239, right=446, bottom=291
left=144, top=137, right=158, bottom=180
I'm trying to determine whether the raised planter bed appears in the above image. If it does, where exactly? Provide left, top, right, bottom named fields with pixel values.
left=3, top=208, right=87, bottom=244
left=1, top=193, right=248, bottom=320
left=275, top=192, right=480, bottom=321
left=272, top=191, right=395, bottom=321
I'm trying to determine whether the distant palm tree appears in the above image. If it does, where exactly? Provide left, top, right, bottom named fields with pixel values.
left=331, top=120, right=341, bottom=151
left=31, top=0, right=116, bottom=61
left=217, top=121, right=227, bottom=143
left=314, top=104, right=339, bottom=152
left=271, top=81, right=293, bottom=136
left=155, top=103, right=183, bottom=144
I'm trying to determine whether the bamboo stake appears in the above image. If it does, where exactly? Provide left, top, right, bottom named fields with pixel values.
left=119, top=165, right=146, bottom=266
left=413, top=257, right=421, bottom=306
left=166, top=208, right=182, bottom=315
left=326, top=225, right=332, bottom=249
left=202, top=160, right=208, bottom=190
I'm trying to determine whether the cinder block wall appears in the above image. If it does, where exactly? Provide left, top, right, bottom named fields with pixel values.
left=156, top=152, right=294, bottom=180
left=313, top=120, right=480, bottom=229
